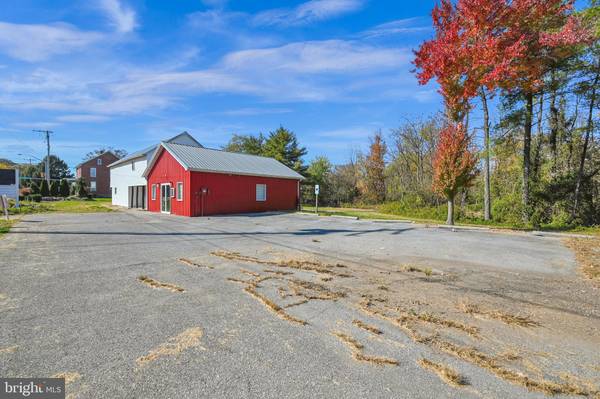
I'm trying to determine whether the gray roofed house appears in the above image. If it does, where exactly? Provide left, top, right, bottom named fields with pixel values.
left=109, top=131, right=203, bottom=209
left=144, top=142, right=305, bottom=181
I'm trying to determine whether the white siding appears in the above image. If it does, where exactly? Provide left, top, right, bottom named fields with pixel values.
left=109, top=133, right=202, bottom=208
left=0, top=169, right=19, bottom=202
left=0, top=184, right=18, bottom=200
left=110, top=157, right=148, bottom=207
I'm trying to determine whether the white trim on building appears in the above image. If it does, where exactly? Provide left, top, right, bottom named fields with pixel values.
left=109, top=132, right=202, bottom=209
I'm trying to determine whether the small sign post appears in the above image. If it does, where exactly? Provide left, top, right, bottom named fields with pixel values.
left=314, top=184, right=320, bottom=214
left=1, top=195, right=8, bottom=221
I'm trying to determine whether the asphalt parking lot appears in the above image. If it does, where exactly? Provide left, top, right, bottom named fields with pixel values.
left=1, top=211, right=599, bottom=398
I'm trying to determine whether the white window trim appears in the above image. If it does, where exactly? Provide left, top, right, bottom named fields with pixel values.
left=97, top=158, right=102, bottom=165
left=176, top=182, right=183, bottom=201
left=90, top=167, right=96, bottom=178
left=170, top=187, right=175, bottom=198
left=90, top=181, right=97, bottom=192
left=151, top=184, right=157, bottom=200
left=256, top=184, right=267, bottom=202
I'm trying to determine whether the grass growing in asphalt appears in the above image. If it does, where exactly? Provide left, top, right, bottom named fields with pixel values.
left=136, top=327, right=203, bottom=367
left=0, top=219, right=15, bottom=238
left=458, top=302, right=539, bottom=327
left=418, top=358, right=468, bottom=387
left=9, top=199, right=114, bottom=215
left=138, top=275, right=185, bottom=293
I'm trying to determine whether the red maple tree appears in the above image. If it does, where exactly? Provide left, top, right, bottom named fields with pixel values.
left=414, top=0, right=591, bottom=223
left=433, top=123, right=478, bottom=225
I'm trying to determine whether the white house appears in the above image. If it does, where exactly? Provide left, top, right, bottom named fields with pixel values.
left=0, top=168, right=19, bottom=207
left=109, top=132, right=202, bottom=208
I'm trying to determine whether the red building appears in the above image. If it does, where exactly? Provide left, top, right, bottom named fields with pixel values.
left=75, top=152, right=119, bottom=197
left=143, top=142, right=304, bottom=216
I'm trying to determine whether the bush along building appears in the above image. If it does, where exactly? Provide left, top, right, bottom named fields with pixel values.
left=143, top=142, right=304, bottom=216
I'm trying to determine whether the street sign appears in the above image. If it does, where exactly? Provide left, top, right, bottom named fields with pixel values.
left=315, top=184, right=320, bottom=195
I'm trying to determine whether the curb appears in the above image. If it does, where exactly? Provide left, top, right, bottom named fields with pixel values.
left=531, top=231, right=597, bottom=239
left=435, top=224, right=491, bottom=231
left=370, top=219, right=414, bottom=224
left=328, top=215, right=359, bottom=220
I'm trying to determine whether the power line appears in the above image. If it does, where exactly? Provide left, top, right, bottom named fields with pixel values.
left=32, top=129, right=53, bottom=183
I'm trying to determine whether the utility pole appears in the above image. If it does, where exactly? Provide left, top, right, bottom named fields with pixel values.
left=33, top=129, right=53, bottom=183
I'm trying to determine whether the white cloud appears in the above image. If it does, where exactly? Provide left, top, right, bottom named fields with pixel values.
left=0, top=22, right=102, bottom=62
left=253, top=0, right=363, bottom=27
left=0, top=39, right=416, bottom=115
left=55, top=114, right=111, bottom=122
left=98, top=0, right=137, bottom=33
left=222, top=40, right=410, bottom=74
left=361, top=18, right=430, bottom=38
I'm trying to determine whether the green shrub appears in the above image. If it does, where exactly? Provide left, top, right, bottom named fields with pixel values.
left=59, top=179, right=70, bottom=197
left=491, top=193, right=523, bottom=226
left=39, top=180, right=50, bottom=197
left=49, top=180, right=59, bottom=197
left=74, top=178, right=88, bottom=198
left=30, top=181, right=40, bottom=195
left=28, top=194, right=42, bottom=203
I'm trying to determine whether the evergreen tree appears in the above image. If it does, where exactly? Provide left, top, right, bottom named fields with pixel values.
left=49, top=180, right=59, bottom=197
left=29, top=181, right=40, bottom=195
left=262, top=126, right=307, bottom=174
left=223, top=134, right=265, bottom=155
left=74, top=178, right=88, bottom=198
left=59, top=179, right=70, bottom=197
left=39, top=179, right=50, bottom=197
left=37, top=155, right=73, bottom=179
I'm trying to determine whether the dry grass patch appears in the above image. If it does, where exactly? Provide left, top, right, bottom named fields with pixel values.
left=226, top=277, right=251, bottom=285
left=244, top=286, right=308, bottom=325
left=263, top=269, right=293, bottom=276
left=353, top=352, right=400, bottom=366
left=288, top=279, right=346, bottom=301
left=359, top=299, right=593, bottom=396
left=415, top=311, right=480, bottom=337
left=240, top=269, right=260, bottom=277
left=178, top=258, right=214, bottom=269
left=211, top=250, right=350, bottom=277
left=138, top=276, right=185, bottom=293
left=0, top=345, right=18, bottom=354
left=332, top=331, right=364, bottom=351
left=332, top=331, right=399, bottom=366
left=353, top=319, right=382, bottom=335
left=284, top=298, right=310, bottom=308
left=136, top=327, right=203, bottom=367
left=400, top=265, right=433, bottom=276
left=564, top=238, right=600, bottom=283
left=52, top=372, right=81, bottom=385
left=459, top=302, right=539, bottom=328
left=418, top=358, right=468, bottom=387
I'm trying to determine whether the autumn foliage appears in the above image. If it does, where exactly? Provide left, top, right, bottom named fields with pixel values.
left=432, top=123, right=478, bottom=223
left=413, top=0, right=591, bottom=120
left=362, top=131, right=387, bottom=204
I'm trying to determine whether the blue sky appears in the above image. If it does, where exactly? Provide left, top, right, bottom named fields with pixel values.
left=0, top=0, right=442, bottom=169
